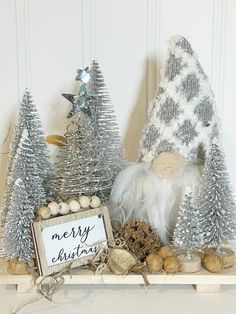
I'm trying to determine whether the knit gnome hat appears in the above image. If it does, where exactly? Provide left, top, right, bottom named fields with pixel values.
left=139, top=35, right=219, bottom=165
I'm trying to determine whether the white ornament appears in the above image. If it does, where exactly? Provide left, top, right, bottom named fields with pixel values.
left=68, top=199, right=81, bottom=213
left=48, top=202, right=60, bottom=216
left=59, top=202, right=70, bottom=215
left=90, top=195, right=101, bottom=208
left=38, top=207, right=51, bottom=220
left=79, top=195, right=90, bottom=209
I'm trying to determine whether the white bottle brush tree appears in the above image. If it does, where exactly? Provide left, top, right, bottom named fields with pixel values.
left=173, top=188, right=202, bottom=260
left=196, top=140, right=236, bottom=252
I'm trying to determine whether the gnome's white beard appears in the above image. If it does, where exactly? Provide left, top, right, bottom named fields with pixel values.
left=109, top=162, right=201, bottom=244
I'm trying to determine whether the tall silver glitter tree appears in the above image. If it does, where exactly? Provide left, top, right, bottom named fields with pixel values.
left=173, top=188, right=202, bottom=259
left=56, top=112, right=112, bottom=200
left=5, top=179, right=35, bottom=261
left=0, top=89, right=52, bottom=226
left=5, top=129, right=47, bottom=261
left=196, top=140, right=236, bottom=251
left=60, top=62, right=124, bottom=198
left=86, top=61, right=124, bottom=180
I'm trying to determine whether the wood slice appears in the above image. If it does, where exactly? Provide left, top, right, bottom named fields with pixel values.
left=178, top=254, right=201, bottom=273
left=7, top=259, right=29, bottom=275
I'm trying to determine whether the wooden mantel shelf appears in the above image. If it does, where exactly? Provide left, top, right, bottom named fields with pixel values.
left=0, top=258, right=236, bottom=293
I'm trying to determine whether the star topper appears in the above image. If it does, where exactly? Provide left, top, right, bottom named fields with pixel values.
left=62, top=93, right=91, bottom=118
left=62, top=85, right=92, bottom=118
left=75, top=67, right=91, bottom=83
left=63, top=66, right=94, bottom=118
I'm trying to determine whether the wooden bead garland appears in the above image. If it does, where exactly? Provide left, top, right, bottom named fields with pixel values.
left=37, top=195, right=102, bottom=220
left=47, top=202, right=60, bottom=216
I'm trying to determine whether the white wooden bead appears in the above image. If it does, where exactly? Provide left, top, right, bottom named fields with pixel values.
left=59, top=202, right=70, bottom=215
left=48, top=202, right=60, bottom=216
left=79, top=195, right=90, bottom=209
left=68, top=199, right=81, bottom=213
left=38, top=207, right=51, bottom=220
left=90, top=195, right=101, bottom=208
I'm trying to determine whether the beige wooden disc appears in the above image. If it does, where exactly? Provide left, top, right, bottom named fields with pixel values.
left=178, top=254, right=201, bottom=273
left=152, top=152, right=187, bottom=179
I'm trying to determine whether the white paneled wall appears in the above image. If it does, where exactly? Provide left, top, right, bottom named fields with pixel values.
left=0, top=0, right=236, bottom=197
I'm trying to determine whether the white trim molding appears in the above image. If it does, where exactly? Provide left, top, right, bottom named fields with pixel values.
left=14, top=0, right=31, bottom=100
left=81, top=0, right=96, bottom=67
left=211, top=0, right=227, bottom=117
left=146, top=0, right=161, bottom=106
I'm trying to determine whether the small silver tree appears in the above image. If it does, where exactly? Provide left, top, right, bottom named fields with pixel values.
left=0, top=89, right=52, bottom=226
left=196, top=140, right=236, bottom=251
left=4, top=129, right=47, bottom=261
left=173, top=188, right=201, bottom=259
left=5, top=178, right=35, bottom=261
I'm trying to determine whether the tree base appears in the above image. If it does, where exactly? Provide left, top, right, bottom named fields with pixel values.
left=178, top=254, right=201, bottom=273
left=221, top=248, right=235, bottom=268
left=7, top=259, right=30, bottom=275
left=204, top=247, right=235, bottom=269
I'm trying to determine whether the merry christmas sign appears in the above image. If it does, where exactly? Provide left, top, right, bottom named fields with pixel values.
left=32, top=206, right=113, bottom=276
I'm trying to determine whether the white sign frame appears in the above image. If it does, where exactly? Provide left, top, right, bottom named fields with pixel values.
left=32, top=206, right=113, bottom=276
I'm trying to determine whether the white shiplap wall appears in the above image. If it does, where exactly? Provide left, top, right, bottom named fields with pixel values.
left=0, top=0, right=236, bottom=196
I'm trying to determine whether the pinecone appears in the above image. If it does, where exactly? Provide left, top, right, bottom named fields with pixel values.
left=120, top=219, right=161, bottom=262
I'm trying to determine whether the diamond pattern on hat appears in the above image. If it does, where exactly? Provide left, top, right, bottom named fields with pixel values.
left=160, top=97, right=181, bottom=125
left=142, top=125, right=160, bottom=151
left=155, top=140, right=176, bottom=155
left=174, top=120, right=198, bottom=145
left=176, top=37, right=194, bottom=55
left=165, top=55, right=186, bottom=81
left=181, top=73, right=200, bottom=102
left=194, top=97, right=214, bottom=125
left=139, top=35, right=219, bottom=164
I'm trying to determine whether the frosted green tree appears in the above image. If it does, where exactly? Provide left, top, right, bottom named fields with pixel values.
left=173, top=188, right=202, bottom=259
left=196, top=140, right=236, bottom=251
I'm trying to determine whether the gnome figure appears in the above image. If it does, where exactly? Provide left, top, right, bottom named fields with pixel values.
left=110, top=35, right=219, bottom=244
